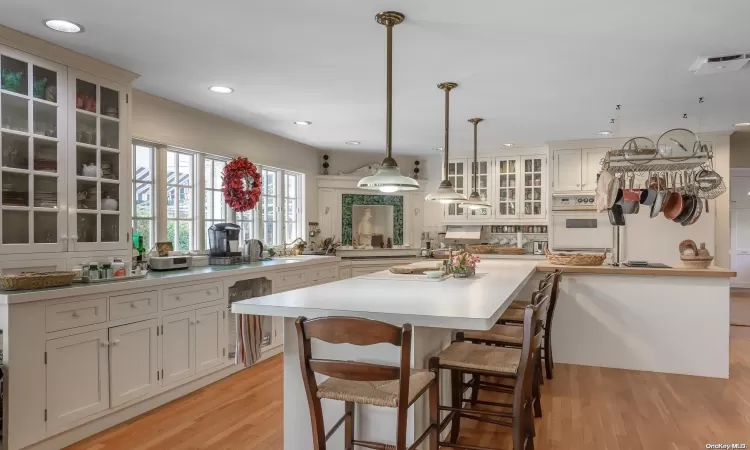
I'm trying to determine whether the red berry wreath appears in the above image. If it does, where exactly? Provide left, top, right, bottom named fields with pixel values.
left=222, top=157, right=262, bottom=212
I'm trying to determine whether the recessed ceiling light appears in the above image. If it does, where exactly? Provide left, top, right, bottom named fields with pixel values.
left=502, top=143, right=515, bottom=147
left=433, top=147, right=443, bottom=152
left=294, top=121, right=312, bottom=126
left=209, top=86, right=234, bottom=94
left=345, top=141, right=360, bottom=145
left=735, top=122, right=750, bottom=127
left=596, top=131, right=613, bottom=135
left=45, top=19, right=83, bottom=33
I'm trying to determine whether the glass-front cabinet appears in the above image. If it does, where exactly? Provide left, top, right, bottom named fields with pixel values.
left=444, top=155, right=546, bottom=222
left=0, top=48, right=67, bottom=253
left=0, top=43, right=130, bottom=255
left=67, top=69, right=128, bottom=251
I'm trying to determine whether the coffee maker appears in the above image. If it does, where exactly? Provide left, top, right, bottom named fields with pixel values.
left=208, top=223, right=241, bottom=257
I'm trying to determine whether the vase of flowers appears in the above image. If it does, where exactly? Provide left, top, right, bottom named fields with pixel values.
left=452, top=251, right=480, bottom=278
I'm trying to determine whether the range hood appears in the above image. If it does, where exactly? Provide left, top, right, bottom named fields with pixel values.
left=445, top=225, right=483, bottom=240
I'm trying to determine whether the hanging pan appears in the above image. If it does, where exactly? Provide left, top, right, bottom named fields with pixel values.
left=662, top=173, right=683, bottom=220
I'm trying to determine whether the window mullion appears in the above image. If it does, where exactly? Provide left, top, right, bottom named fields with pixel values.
left=156, top=145, right=168, bottom=242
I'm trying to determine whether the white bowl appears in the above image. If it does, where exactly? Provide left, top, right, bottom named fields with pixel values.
left=424, top=270, right=443, bottom=279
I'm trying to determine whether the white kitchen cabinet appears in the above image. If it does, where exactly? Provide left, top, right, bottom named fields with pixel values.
left=582, top=148, right=608, bottom=191
left=520, top=156, right=546, bottom=218
left=444, top=159, right=468, bottom=219
left=67, top=68, right=129, bottom=252
left=0, top=45, right=69, bottom=254
left=161, top=310, right=195, bottom=386
left=109, top=319, right=158, bottom=407
left=467, top=158, right=493, bottom=219
left=552, top=148, right=608, bottom=193
left=552, top=150, right=582, bottom=193
left=731, top=209, right=750, bottom=287
left=0, top=44, right=132, bottom=257
left=194, top=305, right=227, bottom=373
left=495, top=157, right=518, bottom=218
left=46, top=329, right=110, bottom=434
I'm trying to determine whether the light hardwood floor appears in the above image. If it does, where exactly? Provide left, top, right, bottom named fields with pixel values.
left=67, top=326, right=750, bottom=450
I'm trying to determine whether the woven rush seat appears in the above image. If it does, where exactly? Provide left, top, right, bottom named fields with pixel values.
left=316, top=369, right=435, bottom=408
left=509, top=300, right=531, bottom=309
left=500, top=307, right=525, bottom=322
left=463, top=324, right=525, bottom=344
left=437, top=341, right=521, bottom=374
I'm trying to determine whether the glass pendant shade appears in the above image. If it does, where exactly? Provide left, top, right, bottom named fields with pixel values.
left=358, top=158, right=419, bottom=192
left=459, top=190, right=491, bottom=209
left=425, top=180, right=467, bottom=204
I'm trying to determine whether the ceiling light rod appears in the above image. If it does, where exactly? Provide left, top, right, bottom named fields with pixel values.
left=357, top=11, right=418, bottom=192
left=470, top=118, right=483, bottom=193
left=425, top=82, right=466, bottom=203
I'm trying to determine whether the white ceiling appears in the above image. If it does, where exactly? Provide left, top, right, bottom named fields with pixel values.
left=2, top=0, right=750, bottom=155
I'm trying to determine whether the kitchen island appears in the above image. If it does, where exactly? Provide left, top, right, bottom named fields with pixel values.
left=537, top=262, right=735, bottom=378
left=231, top=259, right=539, bottom=450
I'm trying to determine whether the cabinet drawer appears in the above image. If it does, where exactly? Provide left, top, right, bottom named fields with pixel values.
left=109, top=291, right=158, bottom=321
left=162, top=282, right=223, bottom=310
left=339, top=268, right=352, bottom=279
left=277, top=271, right=309, bottom=289
left=46, top=297, right=108, bottom=332
left=310, top=266, right=338, bottom=282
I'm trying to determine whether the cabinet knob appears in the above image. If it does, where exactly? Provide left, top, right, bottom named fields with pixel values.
left=190, top=320, right=196, bottom=325
left=112, top=339, right=120, bottom=346
left=71, top=236, right=78, bottom=241
left=205, top=290, right=212, bottom=295
left=176, top=296, right=181, bottom=300
left=195, top=319, right=201, bottom=324
left=130, top=302, right=138, bottom=308
left=324, top=207, right=330, bottom=215
left=72, top=311, right=79, bottom=318
left=101, top=341, right=109, bottom=347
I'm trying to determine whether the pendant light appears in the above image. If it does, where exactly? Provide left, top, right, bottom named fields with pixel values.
left=459, top=118, right=491, bottom=210
left=357, top=12, right=419, bottom=193
left=425, top=82, right=467, bottom=203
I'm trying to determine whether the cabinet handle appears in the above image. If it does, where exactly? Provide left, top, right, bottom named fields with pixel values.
left=71, top=236, right=78, bottom=242
left=324, top=207, right=330, bottom=215
left=195, top=319, right=201, bottom=324
left=112, top=339, right=120, bottom=346
left=205, top=290, right=212, bottom=295
left=101, top=341, right=109, bottom=347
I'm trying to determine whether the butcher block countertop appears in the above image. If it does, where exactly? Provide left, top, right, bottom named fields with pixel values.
left=536, top=262, right=736, bottom=278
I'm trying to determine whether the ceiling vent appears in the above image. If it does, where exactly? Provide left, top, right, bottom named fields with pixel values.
left=690, top=53, right=750, bottom=75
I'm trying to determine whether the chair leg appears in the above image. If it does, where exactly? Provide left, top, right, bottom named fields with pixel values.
left=525, top=397, right=536, bottom=450
left=344, top=401, right=354, bottom=450
left=532, top=353, right=542, bottom=418
left=470, top=374, right=480, bottom=406
left=545, top=334, right=554, bottom=380
left=429, top=371, right=439, bottom=450
left=449, top=369, right=462, bottom=444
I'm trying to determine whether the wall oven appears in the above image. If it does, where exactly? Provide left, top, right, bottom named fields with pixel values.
left=550, top=195, right=614, bottom=253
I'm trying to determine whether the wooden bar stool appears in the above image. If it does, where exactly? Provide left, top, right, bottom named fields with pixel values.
left=460, top=287, right=552, bottom=419
left=498, top=270, right=562, bottom=379
left=296, top=316, right=439, bottom=450
left=428, top=296, right=549, bottom=450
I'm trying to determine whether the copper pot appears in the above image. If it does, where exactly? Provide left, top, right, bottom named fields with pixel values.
left=662, top=173, right=684, bottom=220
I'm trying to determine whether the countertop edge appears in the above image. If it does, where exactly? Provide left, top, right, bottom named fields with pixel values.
left=536, top=263, right=736, bottom=278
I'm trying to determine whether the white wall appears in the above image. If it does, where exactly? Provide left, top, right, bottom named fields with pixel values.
left=132, top=90, right=321, bottom=223
left=731, top=131, right=750, bottom=169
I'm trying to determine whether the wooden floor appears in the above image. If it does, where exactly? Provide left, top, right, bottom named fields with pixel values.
left=731, top=288, right=750, bottom=326
left=68, top=326, right=750, bottom=450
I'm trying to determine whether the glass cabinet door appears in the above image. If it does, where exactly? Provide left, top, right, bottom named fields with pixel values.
left=0, top=48, right=67, bottom=253
left=468, top=158, right=492, bottom=217
left=495, top=157, right=518, bottom=218
left=68, top=70, right=127, bottom=251
left=444, top=159, right=466, bottom=219
left=522, top=156, right=546, bottom=218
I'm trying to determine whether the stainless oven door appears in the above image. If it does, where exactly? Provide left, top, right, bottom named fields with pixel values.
left=550, top=211, right=613, bottom=252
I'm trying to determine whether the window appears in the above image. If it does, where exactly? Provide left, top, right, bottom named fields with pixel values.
left=132, top=143, right=155, bottom=250
left=204, top=157, right=228, bottom=248
left=166, top=150, right=195, bottom=251
left=260, top=167, right=304, bottom=246
left=131, top=140, right=304, bottom=251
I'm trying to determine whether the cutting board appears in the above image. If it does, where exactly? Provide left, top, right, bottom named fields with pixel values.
left=389, top=262, right=443, bottom=275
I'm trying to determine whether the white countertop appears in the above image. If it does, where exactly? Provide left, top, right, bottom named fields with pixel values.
left=0, top=256, right=340, bottom=304
left=231, top=260, right=538, bottom=330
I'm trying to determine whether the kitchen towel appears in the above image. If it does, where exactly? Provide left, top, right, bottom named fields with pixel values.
left=236, top=314, right=263, bottom=367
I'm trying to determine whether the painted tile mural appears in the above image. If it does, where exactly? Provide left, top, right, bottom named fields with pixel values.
left=342, top=194, right=404, bottom=245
